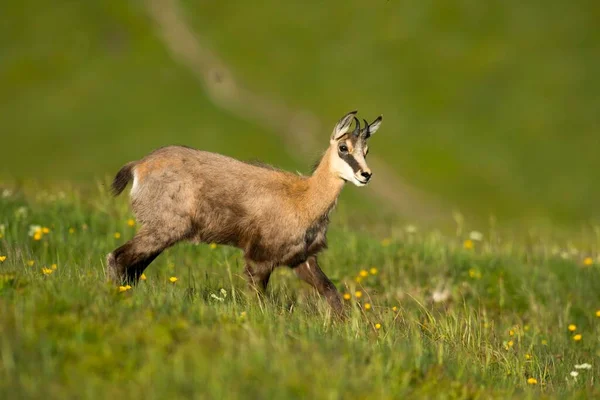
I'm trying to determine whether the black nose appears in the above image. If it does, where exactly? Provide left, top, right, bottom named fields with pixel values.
left=361, top=171, right=372, bottom=181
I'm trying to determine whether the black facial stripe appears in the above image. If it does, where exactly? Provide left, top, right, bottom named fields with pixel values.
left=339, top=151, right=361, bottom=173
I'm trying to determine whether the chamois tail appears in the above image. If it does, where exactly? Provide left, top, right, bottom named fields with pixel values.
left=111, top=162, right=136, bottom=196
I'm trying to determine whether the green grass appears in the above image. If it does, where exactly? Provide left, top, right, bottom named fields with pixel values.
left=1, top=187, right=599, bottom=399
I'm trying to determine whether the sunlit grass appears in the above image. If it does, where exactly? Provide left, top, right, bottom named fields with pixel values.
left=0, top=186, right=599, bottom=398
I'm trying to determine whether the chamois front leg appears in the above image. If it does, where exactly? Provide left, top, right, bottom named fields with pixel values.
left=293, top=256, right=343, bottom=316
left=244, top=260, right=273, bottom=294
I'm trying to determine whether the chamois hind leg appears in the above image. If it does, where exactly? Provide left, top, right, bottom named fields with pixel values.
left=106, top=226, right=183, bottom=285
left=244, top=260, right=273, bottom=294
left=293, top=256, right=343, bottom=316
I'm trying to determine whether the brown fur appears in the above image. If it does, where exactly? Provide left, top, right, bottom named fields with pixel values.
left=106, top=112, right=381, bottom=315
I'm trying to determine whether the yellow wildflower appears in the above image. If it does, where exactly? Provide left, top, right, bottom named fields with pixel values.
left=508, top=340, right=514, bottom=347
left=127, top=219, right=135, bottom=227
left=41, top=267, right=53, bottom=275
left=583, top=257, right=593, bottom=266
left=140, top=273, right=147, bottom=281
left=343, top=293, right=351, bottom=300
left=51, top=264, right=57, bottom=270
left=527, top=378, right=538, bottom=385
left=568, top=324, right=577, bottom=332
left=468, top=268, right=481, bottom=279
left=375, top=323, right=381, bottom=330
left=509, top=330, right=515, bottom=336
left=209, top=243, right=217, bottom=250
left=525, top=354, right=531, bottom=360
left=573, top=334, right=582, bottom=341
left=364, top=303, right=372, bottom=310
left=0, top=256, right=6, bottom=263
left=41, top=227, right=50, bottom=234
left=240, top=311, right=247, bottom=318
left=27, top=260, right=35, bottom=266
left=33, top=231, right=42, bottom=241
left=114, top=232, right=121, bottom=239
left=541, top=339, right=548, bottom=345
left=392, top=306, right=398, bottom=312
left=355, top=290, right=362, bottom=298
left=359, top=270, right=368, bottom=277
left=118, top=285, right=132, bottom=292
left=369, top=267, right=378, bottom=275
left=596, top=310, right=600, bottom=317
left=355, top=276, right=362, bottom=283
left=169, top=276, right=178, bottom=283
left=68, top=227, right=75, bottom=234
left=463, top=239, right=474, bottom=250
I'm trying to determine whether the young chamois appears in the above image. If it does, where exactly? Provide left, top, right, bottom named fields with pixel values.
left=107, top=111, right=382, bottom=314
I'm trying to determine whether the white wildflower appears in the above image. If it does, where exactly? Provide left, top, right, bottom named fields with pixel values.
left=28, top=225, right=42, bottom=237
left=575, top=363, right=592, bottom=370
left=432, top=288, right=451, bottom=303
left=560, top=251, right=570, bottom=260
left=570, top=371, right=579, bottom=378
left=405, top=225, right=417, bottom=234
left=15, top=207, right=28, bottom=219
left=2, top=189, right=12, bottom=198
left=210, top=290, right=227, bottom=302
left=469, top=231, right=484, bottom=241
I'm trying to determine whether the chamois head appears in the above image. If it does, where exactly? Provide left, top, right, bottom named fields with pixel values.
left=328, top=110, right=382, bottom=186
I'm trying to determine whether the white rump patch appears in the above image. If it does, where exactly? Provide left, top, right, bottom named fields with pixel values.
left=130, top=170, right=140, bottom=198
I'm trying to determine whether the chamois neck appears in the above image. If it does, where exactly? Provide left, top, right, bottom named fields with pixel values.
left=304, top=148, right=345, bottom=221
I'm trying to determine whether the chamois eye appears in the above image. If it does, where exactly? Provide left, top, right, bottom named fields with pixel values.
left=339, top=144, right=348, bottom=153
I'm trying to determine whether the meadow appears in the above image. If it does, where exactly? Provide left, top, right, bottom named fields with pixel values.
left=2, top=0, right=600, bottom=398
left=1, top=186, right=599, bottom=399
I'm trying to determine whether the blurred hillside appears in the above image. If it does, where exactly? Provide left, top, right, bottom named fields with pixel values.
left=1, top=0, right=599, bottom=226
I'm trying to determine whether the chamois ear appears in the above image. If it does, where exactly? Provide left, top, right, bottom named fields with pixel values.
left=331, top=110, right=358, bottom=141
left=364, top=115, right=383, bottom=139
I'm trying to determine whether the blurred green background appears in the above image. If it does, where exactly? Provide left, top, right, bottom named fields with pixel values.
left=2, top=0, right=599, bottom=226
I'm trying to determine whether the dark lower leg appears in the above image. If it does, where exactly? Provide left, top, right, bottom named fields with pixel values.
left=107, top=229, right=172, bottom=284
left=244, top=263, right=272, bottom=293
left=107, top=243, right=162, bottom=285
left=293, top=256, right=343, bottom=316
left=124, top=252, right=160, bottom=283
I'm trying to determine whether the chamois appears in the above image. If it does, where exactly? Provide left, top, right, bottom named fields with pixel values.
left=107, top=111, right=382, bottom=314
